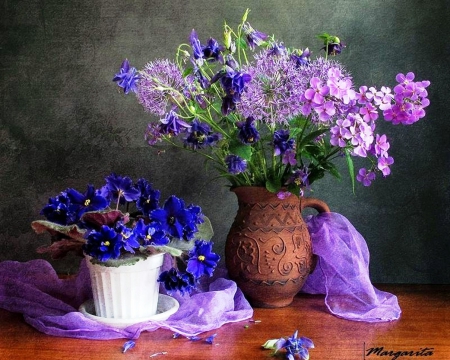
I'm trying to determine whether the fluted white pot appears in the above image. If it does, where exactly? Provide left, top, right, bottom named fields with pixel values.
left=85, top=252, right=164, bottom=319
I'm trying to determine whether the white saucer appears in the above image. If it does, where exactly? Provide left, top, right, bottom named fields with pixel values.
left=79, top=294, right=179, bottom=328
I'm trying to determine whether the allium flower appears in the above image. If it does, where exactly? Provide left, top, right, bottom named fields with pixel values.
left=237, top=117, right=260, bottom=144
left=225, top=154, right=247, bottom=174
left=137, top=59, right=185, bottom=116
left=113, top=59, right=140, bottom=94
left=83, top=225, right=122, bottom=261
left=158, top=268, right=196, bottom=295
left=186, top=240, right=220, bottom=279
left=151, top=195, right=196, bottom=240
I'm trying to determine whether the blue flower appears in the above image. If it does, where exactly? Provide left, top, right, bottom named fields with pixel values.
left=225, top=154, right=247, bottom=175
left=186, top=240, right=220, bottom=279
left=40, top=192, right=78, bottom=225
left=134, top=219, right=169, bottom=246
left=184, top=119, right=221, bottom=150
left=113, top=59, right=140, bottom=94
left=190, top=30, right=224, bottom=65
left=100, top=173, right=141, bottom=205
left=242, top=22, right=268, bottom=50
left=114, top=222, right=140, bottom=253
left=237, top=117, right=260, bottom=144
left=66, top=185, right=109, bottom=218
left=135, top=178, right=160, bottom=216
left=158, top=268, right=196, bottom=295
left=273, top=129, right=295, bottom=156
left=150, top=195, right=195, bottom=240
left=275, top=330, right=314, bottom=360
left=217, top=68, right=251, bottom=115
left=290, top=48, right=311, bottom=67
left=267, top=42, right=287, bottom=57
left=83, top=225, right=122, bottom=261
left=159, top=110, right=191, bottom=136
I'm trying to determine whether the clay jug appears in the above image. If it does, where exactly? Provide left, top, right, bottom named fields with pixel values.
left=225, top=186, right=329, bottom=308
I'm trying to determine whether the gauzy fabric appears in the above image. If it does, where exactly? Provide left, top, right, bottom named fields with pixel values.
left=0, top=212, right=400, bottom=339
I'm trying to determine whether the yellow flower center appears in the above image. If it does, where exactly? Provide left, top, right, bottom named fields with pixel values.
left=146, top=234, right=152, bottom=240
left=104, top=241, right=110, bottom=246
left=198, top=255, right=206, bottom=262
left=84, top=199, right=91, bottom=206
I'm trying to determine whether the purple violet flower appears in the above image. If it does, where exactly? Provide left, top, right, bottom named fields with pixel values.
left=83, top=225, right=122, bottom=261
left=275, top=330, right=314, bottom=360
left=133, top=219, right=169, bottom=246
left=186, top=240, right=220, bottom=279
left=225, top=154, right=247, bottom=174
left=40, top=192, right=77, bottom=225
left=158, top=268, right=196, bottom=295
left=101, top=173, right=141, bottom=205
left=113, top=59, right=140, bottom=94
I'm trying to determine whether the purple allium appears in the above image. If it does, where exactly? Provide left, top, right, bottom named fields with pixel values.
left=159, top=110, right=191, bottom=136
left=83, top=225, right=122, bottom=261
left=137, top=59, right=185, bottom=116
left=242, top=22, right=268, bottom=50
left=158, top=268, right=196, bottom=295
left=113, top=59, right=140, bottom=94
left=186, top=240, right=220, bottom=279
left=236, top=117, right=260, bottom=144
left=225, top=154, right=247, bottom=174
left=273, top=129, right=295, bottom=155
left=184, top=119, right=221, bottom=149
left=356, top=168, right=376, bottom=187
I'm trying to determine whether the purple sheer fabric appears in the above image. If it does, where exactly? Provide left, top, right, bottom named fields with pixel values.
left=303, top=212, right=401, bottom=322
left=0, top=212, right=400, bottom=339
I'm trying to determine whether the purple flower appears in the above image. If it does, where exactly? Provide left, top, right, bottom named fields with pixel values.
left=372, top=134, right=390, bottom=157
left=100, top=173, right=140, bottom=205
left=66, top=185, right=109, bottom=218
left=186, top=240, right=220, bottom=279
left=135, top=178, right=160, bottom=216
left=159, top=110, right=191, bottom=136
left=273, top=129, right=295, bottom=156
left=225, top=154, right=247, bottom=174
left=113, top=59, right=140, bottom=94
left=378, top=156, right=394, bottom=176
left=40, top=191, right=77, bottom=225
left=275, top=330, right=314, bottom=360
left=242, top=22, right=268, bottom=50
left=214, top=67, right=251, bottom=115
left=237, top=117, right=260, bottom=144
left=287, top=168, right=310, bottom=189
left=356, top=168, right=376, bottom=187
left=267, top=42, right=287, bottom=57
left=145, top=123, right=163, bottom=145
left=282, top=149, right=297, bottom=166
left=304, top=77, right=330, bottom=105
left=184, top=119, right=221, bottom=149
left=158, top=268, right=196, bottom=295
left=190, top=29, right=224, bottom=64
left=137, top=59, right=185, bottom=116
left=290, top=48, right=311, bottom=67
left=133, top=219, right=169, bottom=246
left=83, top=225, right=122, bottom=261
left=150, top=195, right=195, bottom=240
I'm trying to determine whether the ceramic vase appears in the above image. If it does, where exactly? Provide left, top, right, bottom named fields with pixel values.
left=85, top=252, right=164, bottom=319
left=225, top=186, right=329, bottom=308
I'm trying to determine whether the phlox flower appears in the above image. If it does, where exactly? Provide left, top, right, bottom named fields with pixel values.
left=378, top=156, right=394, bottom=176
left=356, top=168, right=376, bottom=187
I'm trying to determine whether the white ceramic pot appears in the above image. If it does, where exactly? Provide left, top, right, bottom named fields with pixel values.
left=85, top=252, right=165, bottom=319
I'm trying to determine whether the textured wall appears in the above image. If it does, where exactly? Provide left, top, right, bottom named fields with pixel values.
left=1, top=0, right=449, bottom=282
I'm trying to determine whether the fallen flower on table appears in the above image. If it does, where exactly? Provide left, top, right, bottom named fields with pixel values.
left=122, top=340, right=135, bottom=353
left=262, top=330, right=314, bottom=360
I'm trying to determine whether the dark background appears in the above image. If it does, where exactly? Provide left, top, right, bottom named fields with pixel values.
left=1, top=0, right=449, bottom=282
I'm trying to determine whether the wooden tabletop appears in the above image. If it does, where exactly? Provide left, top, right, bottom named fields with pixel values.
left=0, top=284, right=449, bottom=360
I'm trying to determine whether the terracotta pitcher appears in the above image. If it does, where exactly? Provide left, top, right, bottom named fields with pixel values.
left=225, top=186, right=330, bottom=308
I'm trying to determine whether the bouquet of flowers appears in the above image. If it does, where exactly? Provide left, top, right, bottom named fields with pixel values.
left=31, top=173, right=219, bottom=294
left=113, top=9, right=430, bottom=197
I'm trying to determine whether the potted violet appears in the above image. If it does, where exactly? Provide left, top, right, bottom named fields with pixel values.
left=32, top=173, right=219, bottom=324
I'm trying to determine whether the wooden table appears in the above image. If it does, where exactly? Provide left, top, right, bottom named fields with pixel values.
left=0, top=285, right=449, bottom=360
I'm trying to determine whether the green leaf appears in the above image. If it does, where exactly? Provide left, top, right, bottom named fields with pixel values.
left=229, top=141, right=253, bottom=161
left=262, top=339, right=279, bottom=350
left=236, top=37, right=247, bottom=50
left=265, top=178, right=281, bottom=193
left=297, top=128, right=329, bottom=151
left=193, top=216, right=214, bottom=241
left=345, top=149, right=356, bottom=193
left=182, top=67, right=194, bottom=77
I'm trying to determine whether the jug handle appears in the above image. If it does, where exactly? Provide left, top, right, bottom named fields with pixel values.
left=300, top=197, right=330, bottom=214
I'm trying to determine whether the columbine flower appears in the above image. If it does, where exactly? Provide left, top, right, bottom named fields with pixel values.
left=290, top=48, right=311, bottom=67
left=83, top=225, right=122, bottom=261
left=273, top=129, right=295, bottom=156
left=186, top=240, right=220, bottom=279
left=213, top=67, right=251, bottom=115
left=151, top=195, right=195, bottom=240
left=225, top=155, right=247, bottom=175
left=100, top=173, right=140, bottom=205
left=159, top=110, right=191, bottom=136
left=237, top=117, right=260, bottom=144
left=66, top=185, right=109, bottom=218
left=137, top=59, right=185, bottom=116
left=274, top=330, right=314, bottom=360
left=158, top=267, right=196, bottom=295
left=242, top=22, right=268, bottom=50
left=113, top=59, right=140, bottom=94
left=190, top=29, right=224, bottom=65
left=184, top=119, right=221, bottom=149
